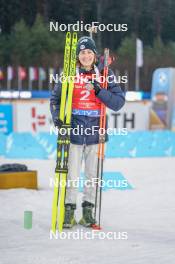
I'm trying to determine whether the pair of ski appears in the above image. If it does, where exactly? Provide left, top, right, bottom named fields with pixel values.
left=51, top=32, right=77, bottom=233
left=51, top=32, right=109, bottom=233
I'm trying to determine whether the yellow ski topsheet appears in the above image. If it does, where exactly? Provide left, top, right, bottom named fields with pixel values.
left=51, top=32, right=77, bottom=233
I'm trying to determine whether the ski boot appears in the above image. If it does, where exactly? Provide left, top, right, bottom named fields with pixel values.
left=79, top=201, right=96, bottom=227
left=63, top=204, right=77, bottom=228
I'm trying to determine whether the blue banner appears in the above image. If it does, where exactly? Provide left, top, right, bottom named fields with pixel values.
left=151, top=68, right=172, bottom=128
left=151, top=68, right=172, bottom=97
left=0, top=104, right=13, bottom=134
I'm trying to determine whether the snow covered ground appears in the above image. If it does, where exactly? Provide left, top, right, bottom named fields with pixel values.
left=0, top=157, right=175, bottom=264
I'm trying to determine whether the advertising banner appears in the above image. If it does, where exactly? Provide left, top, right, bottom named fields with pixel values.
left=0, top=104, right=13, bottom=134
left=108, top=101, right=151, bottom=131
left=13, top=100, right=53, bottom=132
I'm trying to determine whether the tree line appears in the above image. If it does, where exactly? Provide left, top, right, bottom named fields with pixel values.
left=0, top=0, right=175, bottom=90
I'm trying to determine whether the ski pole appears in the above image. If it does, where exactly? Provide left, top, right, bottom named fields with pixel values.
left=93, top=48, right=109, bottom=229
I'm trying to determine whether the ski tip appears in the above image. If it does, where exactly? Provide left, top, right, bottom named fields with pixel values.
left=91, top=224, right=102, bottom=230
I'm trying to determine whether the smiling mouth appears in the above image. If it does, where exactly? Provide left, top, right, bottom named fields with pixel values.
left=83, top=59, right=93, bottom=63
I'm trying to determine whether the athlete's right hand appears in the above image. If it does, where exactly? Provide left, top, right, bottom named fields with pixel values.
left=54, top=118, right=63, bottom=128
left=93, top=80, right=101, bottom=95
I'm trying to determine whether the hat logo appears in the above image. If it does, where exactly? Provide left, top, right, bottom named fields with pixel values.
left=80, top=44, right=85, bottom=50
left=80, top=38, right=88, bottom=43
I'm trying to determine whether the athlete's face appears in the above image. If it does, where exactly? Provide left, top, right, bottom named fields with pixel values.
left=78, top=49, right=95, bottom=69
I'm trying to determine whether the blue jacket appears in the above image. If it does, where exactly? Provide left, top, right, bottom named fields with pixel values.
left=50, top=66, right=125, bottom=145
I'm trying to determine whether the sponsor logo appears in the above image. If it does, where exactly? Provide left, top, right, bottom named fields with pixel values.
left=80, top=38, right=88, bottom=43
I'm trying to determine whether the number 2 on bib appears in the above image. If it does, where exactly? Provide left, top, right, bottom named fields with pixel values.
left=80, top=90, right=90, bottom=100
